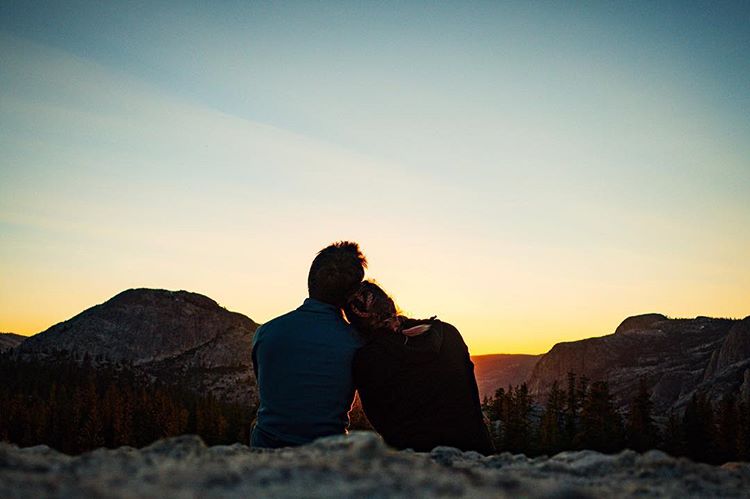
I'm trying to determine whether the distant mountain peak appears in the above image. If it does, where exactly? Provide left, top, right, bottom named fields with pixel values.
left=108, top=288, right=224, bottom=311
left=614, top=313, right=668, bottom=335
left=529, top=314, right=748, bottom=415
left=16, top=288, right=259, bottom=406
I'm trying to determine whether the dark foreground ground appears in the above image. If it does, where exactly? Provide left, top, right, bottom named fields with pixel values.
left=2, top=431, right=750, bottom=498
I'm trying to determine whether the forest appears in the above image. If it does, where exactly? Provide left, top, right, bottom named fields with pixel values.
left=0, top=353, right=253, bottom=454
left=482, top=373, right=750, bottom=464
left=2, top=352, right=749, bottom=464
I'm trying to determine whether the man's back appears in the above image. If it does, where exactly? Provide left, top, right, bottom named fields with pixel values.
left=252, top=298, right=362, bottom=446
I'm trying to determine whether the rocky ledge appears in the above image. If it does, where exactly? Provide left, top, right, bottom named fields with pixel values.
left=2, top=432, right=750, bottom=498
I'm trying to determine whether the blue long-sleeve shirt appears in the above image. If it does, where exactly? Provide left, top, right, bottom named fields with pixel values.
left=251, top=298, right=362, bottom=445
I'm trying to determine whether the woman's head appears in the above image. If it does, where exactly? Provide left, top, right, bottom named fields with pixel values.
left=345, top=281, right=401, bottom=335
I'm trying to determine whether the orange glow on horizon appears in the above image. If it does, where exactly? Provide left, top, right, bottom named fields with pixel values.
left=1, top=21, right=749, bottom=358
left=3, top=280, right=747, bottom=357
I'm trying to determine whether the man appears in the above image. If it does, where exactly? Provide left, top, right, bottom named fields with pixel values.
left=250, top=241, right=367, bottom=448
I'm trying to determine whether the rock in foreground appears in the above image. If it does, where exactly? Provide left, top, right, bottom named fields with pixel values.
left=2, top=432, right=750, bottom=498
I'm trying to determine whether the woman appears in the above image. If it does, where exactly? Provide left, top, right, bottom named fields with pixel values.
left=345, top=281, right=494, bottom=455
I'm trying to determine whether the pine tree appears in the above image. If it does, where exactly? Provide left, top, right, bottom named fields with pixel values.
left=625, top=379, right=659, bottom=452
left=564, top=372, right=579, bottom=449
left=716, top=393, right=739, bottom=463
left=78, top=377, right=104, bottom=450
left=683, top=392, right=716, bottom=463
left=662, top=410, right=683, bottom=457
left=579, top=380, right=623, bottom=453
left=488, top=387, right=509, bottom=450
left=738, top=395, right=750, bottom=461
left=505, top=384, right=532, bottom=454
left=539, top=381, right=565, bottom=455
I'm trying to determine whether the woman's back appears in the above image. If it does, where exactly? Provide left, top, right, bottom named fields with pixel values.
left=353, top=319, right=494, bottom=454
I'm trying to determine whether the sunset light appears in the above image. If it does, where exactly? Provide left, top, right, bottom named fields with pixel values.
left=1, top=2, right=748, bottom=356
left=3, top=4, right=750, bottom=495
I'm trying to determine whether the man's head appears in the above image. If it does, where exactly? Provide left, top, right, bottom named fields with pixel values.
left=308, top=241, right=367, bottom=307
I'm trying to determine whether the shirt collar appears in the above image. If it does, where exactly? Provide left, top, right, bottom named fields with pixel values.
left=300, top=297, right=342, bottom=314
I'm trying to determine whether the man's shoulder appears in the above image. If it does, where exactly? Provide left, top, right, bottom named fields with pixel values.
left=262, top=309, right=301, bottom=328
left=253, top=309, right=300, bottom=342
left=254, top=306, right=363, bottom=349
left=255, top=308, right=359, bottom=333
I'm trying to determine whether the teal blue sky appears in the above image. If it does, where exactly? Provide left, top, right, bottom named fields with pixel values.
left=1, top=1, right=748, bottom=354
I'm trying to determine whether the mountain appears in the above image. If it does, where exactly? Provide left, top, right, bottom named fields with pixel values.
left=527, top=314, right=750, bottom=413
left=14, top=291, right=749, bottom=418
left=0, top=333, right=26, bottom=352
left=15, top=289, right=259, bottom=406
left=471, top=354, right=541, bottom=399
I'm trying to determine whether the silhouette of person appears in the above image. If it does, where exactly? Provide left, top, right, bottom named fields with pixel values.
left=345, top=281, right=494, bottom=455
left=250, top=241, right=366, bottom=448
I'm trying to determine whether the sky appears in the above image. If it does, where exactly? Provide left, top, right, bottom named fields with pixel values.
left=1, top=1, right=748, bottom=355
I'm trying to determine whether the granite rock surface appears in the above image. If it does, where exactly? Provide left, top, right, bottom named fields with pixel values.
left=14, top=289, right=259, bottom=407
left=527, top=314, right=750, bottom=413
left=0, top=333, right=25, bottom=352
left=2, top=432, right=749, bottom=499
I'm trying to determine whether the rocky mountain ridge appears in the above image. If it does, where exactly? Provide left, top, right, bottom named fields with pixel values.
left=14, top=289, right=259, bottom=407
left=8, top=290, right=748, bottom=416
left=0, top=333, right=25, bottom=352
left=527, top=314, right=750, bottom=413
left=472, top=353, right=541, bottom=399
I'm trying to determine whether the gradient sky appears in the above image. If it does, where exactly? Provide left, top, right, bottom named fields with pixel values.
left=1, top=1, right=748, bottom=355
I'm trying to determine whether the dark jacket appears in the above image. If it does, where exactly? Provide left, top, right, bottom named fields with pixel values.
left=353, top=318, right=494, bottom=454
left=252, top=298, right=362, bottom=447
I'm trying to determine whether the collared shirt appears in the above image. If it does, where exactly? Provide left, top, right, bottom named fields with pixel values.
left=251, top=298, right=363, bottom=446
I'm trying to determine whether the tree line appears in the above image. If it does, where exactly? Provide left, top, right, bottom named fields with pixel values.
left=482, top=372, right=750, bottom=464
left=0, top=352, right=254, bottom=454
left=3, top=352, right=749, bottom=464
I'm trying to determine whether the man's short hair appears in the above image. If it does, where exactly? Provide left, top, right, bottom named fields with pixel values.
left=308, top=241, right=367, bottom=307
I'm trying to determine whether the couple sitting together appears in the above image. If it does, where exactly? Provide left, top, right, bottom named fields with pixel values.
left=251, top=241, right=494, bottom=454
